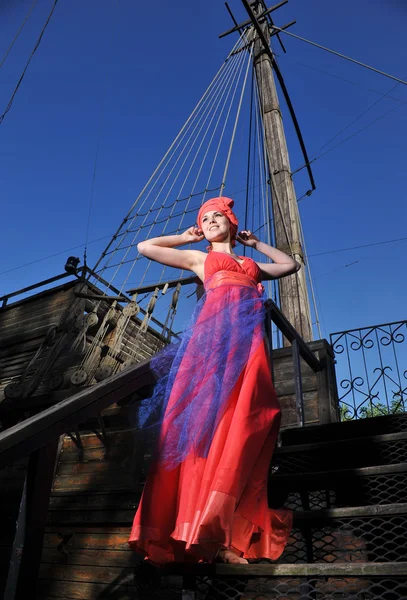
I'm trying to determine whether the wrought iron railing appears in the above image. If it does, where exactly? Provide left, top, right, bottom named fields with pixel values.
left=330, top=320, right=407, bottom=420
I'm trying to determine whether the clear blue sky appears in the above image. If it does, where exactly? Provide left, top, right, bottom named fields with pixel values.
left=1, top=0, right=406, bottom=340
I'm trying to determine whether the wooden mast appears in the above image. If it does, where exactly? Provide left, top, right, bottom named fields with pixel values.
left=251, top=1, right=313, bottom=341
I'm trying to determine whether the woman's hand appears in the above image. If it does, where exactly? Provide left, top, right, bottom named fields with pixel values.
left=244, top=236, right=301, bottom=280
left=236, top=230, right=259, bottom=248
left=181, top=226, right=205, bottom=244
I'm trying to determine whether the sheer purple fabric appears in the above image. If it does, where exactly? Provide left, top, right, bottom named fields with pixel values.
left=134, top=279, right=267, bottom=469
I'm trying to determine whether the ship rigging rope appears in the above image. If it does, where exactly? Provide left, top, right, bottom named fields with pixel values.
left=294, top=73, right=407, bottom=175
left=220, top=32, right=254, bottom=195
left=0, top=0, right=39, bottom=69
left=0, top=0, right=59, bottom=126
left=160, top=34, right=254, bottom=284
left=94, top=30, right=254, bottom=293
left=251, top=79, right=272, bottom=302
left=91, top=40, right=243, bottom=289
left=243, top=66, right=254, bottom=241
left=245, top=75, right=407, bottom=201
left=92, top=31, right=356, bottom=298
left=3, top=207, right=406, bottom=282
left=300, top=95, right=407, bottom=170
left=135, top=38, right=251, bottom=289
left=281, top=55, right=406, bottom=105
left=90, top=32, right=245, bottom=278
left=106, top=46, right=245, bottom=290
left=126, top=41, right=314, bottom=334
left=76, top=32, right=254, bottom=373
left=255, top=78, right=275, bottom=303
left=272, top=26, right=407, bottom=87
left=298, top=217, right=322, bottom=339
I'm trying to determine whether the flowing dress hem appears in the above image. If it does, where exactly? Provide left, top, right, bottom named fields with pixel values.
left=128, top=506, right=292, bottom=564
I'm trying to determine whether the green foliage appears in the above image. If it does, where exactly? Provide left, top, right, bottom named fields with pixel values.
left=340, top=397, right=406, bottom=421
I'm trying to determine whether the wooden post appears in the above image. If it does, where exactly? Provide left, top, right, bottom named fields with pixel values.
left=4, top=439, right=59, bottom=600
left=252, top=4, right=313, bottom=341
left=291, top=339, right=305, bottom=426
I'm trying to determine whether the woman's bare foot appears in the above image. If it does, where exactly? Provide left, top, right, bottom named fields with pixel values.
left=217, top=549, right=248, bottom=564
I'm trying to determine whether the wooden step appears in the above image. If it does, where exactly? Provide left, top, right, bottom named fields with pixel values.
left=35, top=418, right=407, bottom=599
left=46, top=493, right=407, bottom=564
left=39, top=527, right=407, bottom=599
left=47, top=490, right=142, bottom=526
left=39, top=527, right=146, bottom=600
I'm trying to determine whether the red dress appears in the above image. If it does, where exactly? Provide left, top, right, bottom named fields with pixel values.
left=128, top=251, right=292, bottom=563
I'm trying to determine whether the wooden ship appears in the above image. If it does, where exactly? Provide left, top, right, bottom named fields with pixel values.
left=1, top=1, right=406, bottom=599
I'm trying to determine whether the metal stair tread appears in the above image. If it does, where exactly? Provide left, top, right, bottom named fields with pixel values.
left=292, top=501, right=407, bottom=521
left=272, top=461, right=407, bottom=481
left=275, top=430, right=407, bottom=455
left=281, top=413, right=407, bottom=445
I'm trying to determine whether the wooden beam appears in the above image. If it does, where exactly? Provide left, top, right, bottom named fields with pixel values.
left=127, top=275, right=196, bottom=296
left=219, top=1, right=288, bottom=38
left=74, top=292, right=128, bottom=302
left=0, top=272, right=74, bottom=308
left=225, top=2, right=240, bottom=29
left=291, top=339, right=305, bottom=426
left=87, top=268, right=171, bottom=331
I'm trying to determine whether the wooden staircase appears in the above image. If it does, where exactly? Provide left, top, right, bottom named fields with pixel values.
left=0, top=296, right=329, bottom=599
left=34, top=411, right=407, bottom=599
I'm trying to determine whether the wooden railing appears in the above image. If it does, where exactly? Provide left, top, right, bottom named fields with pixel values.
left=0, top=297, right=321, bottom=599
left=265, top=300, right=322, bottom=426
left=1, top=357, right=156, bottom=600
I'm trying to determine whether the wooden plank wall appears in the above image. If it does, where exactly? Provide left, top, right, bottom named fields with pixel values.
left=37, top=420, right=145, bottom=599
left=274, top=340, right=339, bottom=427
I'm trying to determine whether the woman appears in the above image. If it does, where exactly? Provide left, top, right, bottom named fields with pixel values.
left=129, top=196, right=299, bottom=565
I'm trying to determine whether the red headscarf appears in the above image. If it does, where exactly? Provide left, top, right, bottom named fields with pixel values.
left=197, top=197, right=238, bottom=247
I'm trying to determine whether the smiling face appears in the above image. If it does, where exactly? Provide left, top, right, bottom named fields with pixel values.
left=200, top=210, right=231, bottom=243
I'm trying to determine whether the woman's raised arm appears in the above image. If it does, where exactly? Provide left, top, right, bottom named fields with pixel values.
left=137, top=227, right=205, bottom=273
left=236, top=231, right=301, bottom=280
